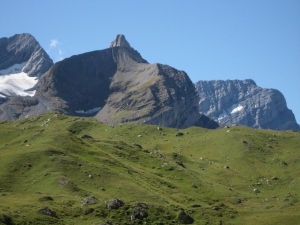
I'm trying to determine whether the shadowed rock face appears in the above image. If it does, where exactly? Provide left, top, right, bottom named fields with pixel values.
left=35, top=49, right=120, bottom=114
left=0, top=33, right=53, bottom=77
left=195, top=79, right=300, bottom=130
left=0, top=34, right=210, bottom=129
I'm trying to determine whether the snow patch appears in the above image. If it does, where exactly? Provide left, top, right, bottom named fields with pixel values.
left=231, top=105, right=243, bottom=114
left=218, top=110, right=228, bottom=121
left=75, top=107, right=102, bottom=115
left=218, top=104, right=244, bottom=121
left=0, top=61, right=38, bottom=97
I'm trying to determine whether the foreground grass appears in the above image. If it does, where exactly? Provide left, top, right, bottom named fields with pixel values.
left=0, top=113, right=299, bottom=224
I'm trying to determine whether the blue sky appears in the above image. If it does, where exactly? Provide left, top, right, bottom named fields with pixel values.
left=1, top=0, right=299, bottom=124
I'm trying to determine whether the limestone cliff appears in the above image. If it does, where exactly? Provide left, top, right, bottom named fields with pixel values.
left=195, top=79, right=300, bottom=130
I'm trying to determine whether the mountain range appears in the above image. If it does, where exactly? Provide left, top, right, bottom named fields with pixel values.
left=0, top=33, right=299, bottom=225
left=195, top=79, right=300, bottom=130
left=0, top=33, right=298, bottom=131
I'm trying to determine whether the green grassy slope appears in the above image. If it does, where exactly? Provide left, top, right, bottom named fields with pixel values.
left=0, top=113, right=299, bottom=224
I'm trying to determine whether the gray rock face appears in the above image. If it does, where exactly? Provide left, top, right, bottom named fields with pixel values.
left=95, top=48, right=200, bottom=128
left=109, top=34, right=131, bottom=48
left=195, top=79, right=300, bottom=130
left=0, top=34, right=215, bottom=129
left=0, top=33, right=53, bottom=77
left=96, top=36, right=201, bottom=128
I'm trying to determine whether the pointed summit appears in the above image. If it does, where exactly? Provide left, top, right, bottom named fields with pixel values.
left=109, top=34, right=131, bottom=48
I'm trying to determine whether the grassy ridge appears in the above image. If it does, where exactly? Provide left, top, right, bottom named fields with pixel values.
left=0, top=113, right=299, bottom=224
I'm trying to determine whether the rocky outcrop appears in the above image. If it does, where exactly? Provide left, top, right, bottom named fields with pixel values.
left=195, top=79, right=300, bottom=130
left=109, top=34, right=131, bottom=48
left=0, top=33, right=53, bottom=77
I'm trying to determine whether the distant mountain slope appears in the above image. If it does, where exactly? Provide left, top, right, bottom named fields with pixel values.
left=95, top=35, right=200, bottom=128
left=0, top=33, right=53, bottom=77
left=0, top=34, right=215, bottom=129
left=195, top=79, right=300, bottom=130
left=0, top=33, right=53, bottom=101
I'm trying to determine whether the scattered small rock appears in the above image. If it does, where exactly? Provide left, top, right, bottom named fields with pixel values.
left=130, top=214, right=135, bottom=221
left=253, top=188, right=259, bottom=193
left=39, top=207, right=58, bottom=218
left=44, top=172, right=51, bottom=176
left=224, top=165, right=229, bottom=169
left=191, top=204, right=201, bottom=207
left=191, top=184, right=197, bottom=189
left=271, top=176, right=278, bottom=180
left=0, top=214, right=13, bottom=225
left=136, top=202, right=148, bottom=209
left=241, top=140, right=248, bottom=145
left=129, top=202, right=149, bottom=220
left=96, top=221, right=113, bottom=225
left=84, top=208, right=94, bottom=215
left=81, top=134, right=93, bottom=139
left=106, top=199, right=124, bottom=209
left=133, top=143, right=143, bottom=149
left=211, top=206, right=219, bottom=210
left=137, top=211, right=148, bottom=219
left=176, top=132, right=184, bottom=137
left=157, top=126, right=162, bottom=130
left=82, top=196, right=97, bottom=206
left=178, top=210, right=194, bottom=224
left=280, top=161, right=288, bottom=166
left=162, top=162, right=168, bottom=167
left=188, top=210, right=194, bottom=214
left=39, top=196, right=53, bottom=201
left=176, top=161, right=185, bottom=168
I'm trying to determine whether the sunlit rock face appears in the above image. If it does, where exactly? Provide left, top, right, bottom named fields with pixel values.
left=0, top=33, right=53, bottom=100
left=0, top=33, right=53, bottom=78
left=195, top=79, right=300, bottom=130
left=0, top=33, right=53, bottom=118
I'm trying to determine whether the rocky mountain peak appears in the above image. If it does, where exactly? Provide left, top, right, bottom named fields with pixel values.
left=195, top=79, right=300, bottom=130
left=0, top=33, right=215, bottom=129
left=0, top=33, right=53, bottom=77
left=109, top=34, right=131, bottom=48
